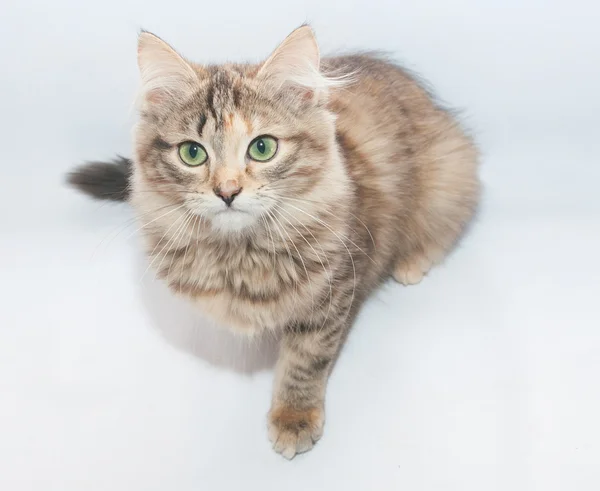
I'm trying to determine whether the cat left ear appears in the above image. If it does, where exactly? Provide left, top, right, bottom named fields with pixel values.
left=257, top=25, right=325, bottom=99
left=137, top=32, right=199, bottom=106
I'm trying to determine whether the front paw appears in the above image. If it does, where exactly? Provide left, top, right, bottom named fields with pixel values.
left=268, top=404, right=324, bottom=459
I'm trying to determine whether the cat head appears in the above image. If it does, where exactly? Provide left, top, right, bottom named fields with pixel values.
left=132, top=26, right=350, bottom=235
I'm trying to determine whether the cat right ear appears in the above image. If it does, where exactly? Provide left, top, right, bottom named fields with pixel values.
left=137, top=32, right=198, bottom=106
left=256, top=25, right=324, bottom=100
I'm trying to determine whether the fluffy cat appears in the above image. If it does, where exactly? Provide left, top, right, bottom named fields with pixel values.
left=68, top=25, right=480, bottom=459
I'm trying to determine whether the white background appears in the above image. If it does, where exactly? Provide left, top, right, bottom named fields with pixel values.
left=1, top=1, right=599, bottom=490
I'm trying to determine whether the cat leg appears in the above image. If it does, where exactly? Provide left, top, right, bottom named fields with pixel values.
left=268, top=321, right=346, bottom=459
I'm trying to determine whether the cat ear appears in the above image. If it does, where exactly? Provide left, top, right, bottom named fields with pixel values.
left=257, top=25, right=324, bottom=96
left=137, top=32, right=198, bottom=106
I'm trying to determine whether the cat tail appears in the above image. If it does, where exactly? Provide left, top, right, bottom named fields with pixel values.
left=66, top=156, right=132, bottom=202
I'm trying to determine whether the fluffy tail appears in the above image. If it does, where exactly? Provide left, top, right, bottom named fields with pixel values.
left=66, top=156, right=132, bottom=202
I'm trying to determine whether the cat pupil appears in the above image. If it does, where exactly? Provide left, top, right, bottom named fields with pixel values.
left=189, top=145, right=198, bottom=158
left=257, top=140, right=265, bottom=153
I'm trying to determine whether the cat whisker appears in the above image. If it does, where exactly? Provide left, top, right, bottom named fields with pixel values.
left=281, top=196, right=376, bottom=265
left=271, top=202, right=334, bottom=332
left=125, top=202, right=186, bottom=240
left=271, top=207, right=317, bottom=318
left=281, top=195, right=377, bottom=253
left=165, top=211, right=196, bottom=285
left=264, top=209, right=300, bottom=310
left=279, top=201, right=357, bottom=326
left=140, top=210, right=190, bottom=283
left=131, top=189, right=197, bottom=194
left=179, top=214, right=202, bottom=294
left=260, top=214, right=277, bottom=269
left=159, top=209, right=195, bottom=283
left=90, top=202, right=183, bottom=260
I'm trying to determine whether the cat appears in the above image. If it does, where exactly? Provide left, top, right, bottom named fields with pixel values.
left=67, top=25, right=481, bottom=459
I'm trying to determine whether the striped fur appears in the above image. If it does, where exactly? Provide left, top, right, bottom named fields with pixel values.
left=69, top=26, right=481, bottom=459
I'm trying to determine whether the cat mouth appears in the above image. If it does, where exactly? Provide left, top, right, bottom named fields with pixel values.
left=215, top=207, right=248, bottom=215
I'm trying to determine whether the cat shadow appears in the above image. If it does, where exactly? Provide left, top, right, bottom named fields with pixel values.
left=134, top=255, right=279, bottom=375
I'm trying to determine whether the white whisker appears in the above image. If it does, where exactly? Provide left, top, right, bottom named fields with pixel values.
left=280, top=201, right=357, bottom=326
left=178, top=214, right=201, bottom=293
left=272, top=202, right=334, bottom=332
left=126, top=202, right=186, bottom=240
left=281, top=196, right=377, bottom=263
left=165, top=211, right=196, bottom=284
left=260, top=215, right=277, bottom=269
left=265, top=209, right=300, bottom=310
left=271, top=207, right=316, bottom=316
left=90, top=202, right=182, bottom=260
left=140, top=210, right=190, bottom=282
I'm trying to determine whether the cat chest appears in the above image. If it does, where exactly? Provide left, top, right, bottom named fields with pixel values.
left=173, top=252, right=299, bottom=330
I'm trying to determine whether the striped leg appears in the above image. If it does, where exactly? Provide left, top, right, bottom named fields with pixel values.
left=268, top=321, right=346, bottom=459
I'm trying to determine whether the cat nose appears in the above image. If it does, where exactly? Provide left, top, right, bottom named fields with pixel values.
left=214, top=179, right=242, bottom=207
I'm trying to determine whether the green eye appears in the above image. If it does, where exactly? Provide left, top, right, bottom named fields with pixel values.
left=248, top=136, right=278, bottom=162
left=178, top=142, right=208, bottom=166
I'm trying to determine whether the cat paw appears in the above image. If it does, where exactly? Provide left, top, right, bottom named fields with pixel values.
left=268, top=404, right=324, bottom=459
left=393, top=247, right=447, bottom=286
left=393, top=256, right=431, bottom=285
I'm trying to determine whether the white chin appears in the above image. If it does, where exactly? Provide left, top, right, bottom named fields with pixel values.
left=210, top=210, right=257, bottom=233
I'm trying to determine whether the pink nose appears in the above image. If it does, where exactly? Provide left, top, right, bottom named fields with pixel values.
left=214, top=179, right=242, bottom=206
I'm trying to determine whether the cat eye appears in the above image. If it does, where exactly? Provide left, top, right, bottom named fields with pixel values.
left=178, top=142, right=208, bottom=167
left=247, top=136, right=278, bottom=162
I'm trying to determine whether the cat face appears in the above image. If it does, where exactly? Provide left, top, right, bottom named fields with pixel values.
left=132, top=28, right=342, bottom=234
left=134, top=72, right=336, bottom=233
